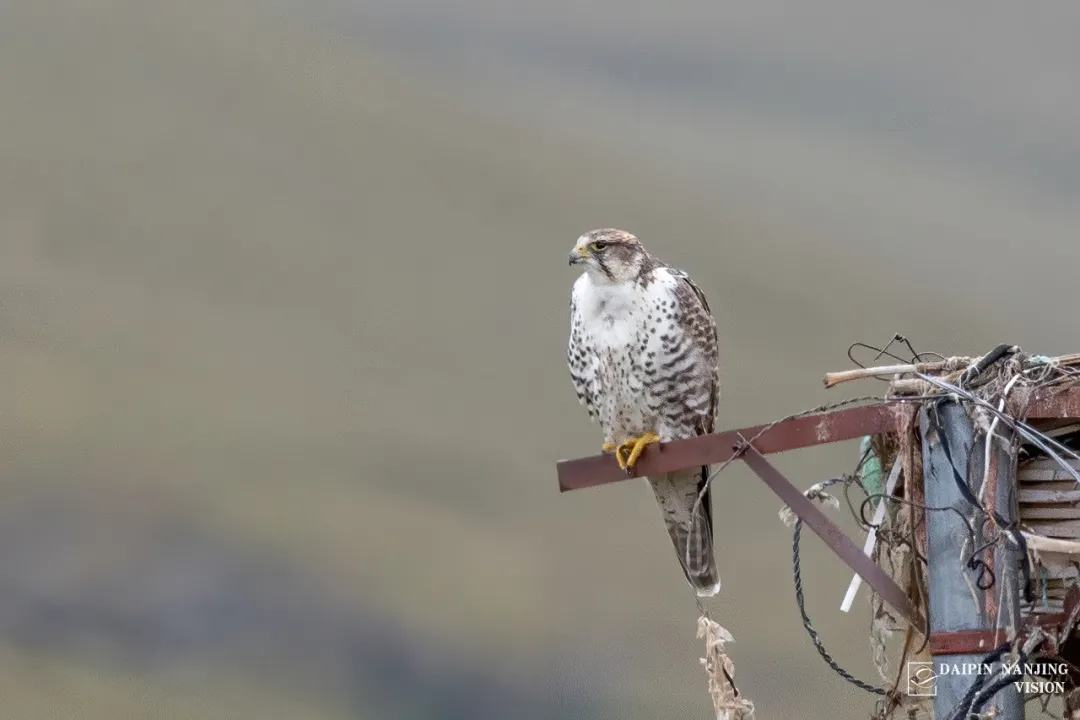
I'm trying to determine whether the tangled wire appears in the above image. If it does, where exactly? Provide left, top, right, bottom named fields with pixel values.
left=775, top=337, right=1080, bottom=719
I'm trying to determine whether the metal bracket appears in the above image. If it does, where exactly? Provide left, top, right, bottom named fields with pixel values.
left=929, top=629, right=1017, bottom=657
left=929, top=588, right=1080, bottom=656
left=735, top=440, right=926, bottom=632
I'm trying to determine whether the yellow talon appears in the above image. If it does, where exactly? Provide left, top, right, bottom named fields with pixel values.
left=613, top=432, right=661, bottom=472
left=602, top=442, right=618, bottom=454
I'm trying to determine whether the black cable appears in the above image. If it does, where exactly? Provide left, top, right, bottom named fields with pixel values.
left=942, top=642, right=1015, bottom=720
left=927, top=401, right=1033, bottom=601
left=972, top=671, right=1025, bottom=716
left=848, top=341, right=913, bottom=369
left=792, top=513, right=887, bottom=697
left=959, top=344, right=1016, bottom=388
left=846, top=333, right=934, bottom=370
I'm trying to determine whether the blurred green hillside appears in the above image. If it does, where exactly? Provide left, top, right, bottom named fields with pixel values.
left=2, top=1, right=1076, bottom=718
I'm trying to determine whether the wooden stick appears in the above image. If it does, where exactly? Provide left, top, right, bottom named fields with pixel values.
left=888, top=378, right=932, bottom=396
left=1021, top=532, right=1080, bottom=555
left=823, top=359, right=969, bottom=389
left=1050, top=353, right=1080, bottom=367
left=824, top=352, right=1080, bottom=390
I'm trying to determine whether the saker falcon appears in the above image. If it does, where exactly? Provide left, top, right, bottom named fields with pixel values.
left=567, top=229, right=722, bottom=597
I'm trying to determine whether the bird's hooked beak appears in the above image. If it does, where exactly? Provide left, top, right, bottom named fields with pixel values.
left=569, top=247, right=587, bottom=266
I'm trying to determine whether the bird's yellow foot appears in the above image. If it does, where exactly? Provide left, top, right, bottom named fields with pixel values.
left=602, top=442, right=618, bottom=454
left=614, top=432, right=661, bottom=474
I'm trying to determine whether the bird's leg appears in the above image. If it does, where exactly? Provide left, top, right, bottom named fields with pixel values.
left=615, top=432, right=661, bottom=473
left=601, top=441, right=618, bottom=454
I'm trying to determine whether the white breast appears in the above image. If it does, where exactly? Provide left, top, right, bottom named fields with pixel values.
left=576, top=280, right=643, bottom=349
left=572, top=272, right=677, bottom=439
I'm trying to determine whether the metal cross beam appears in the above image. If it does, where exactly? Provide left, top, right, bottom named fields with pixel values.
left=554, top=387, right=1080, bottom=635
left=557, top=400, right=908, bottom=492
left=556, top=388, right=1080, bottom=493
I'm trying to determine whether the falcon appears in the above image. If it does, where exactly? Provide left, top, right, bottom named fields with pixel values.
left=566, top=228, right=722, bottom=597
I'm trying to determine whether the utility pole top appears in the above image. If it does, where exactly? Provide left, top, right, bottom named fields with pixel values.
left=556, top=344, right=1080, bottom=718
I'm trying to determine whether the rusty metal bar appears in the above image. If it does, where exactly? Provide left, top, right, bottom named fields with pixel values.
left=736, top=441, right=926, bottom=632
left=557, top=400, right=909, bottom=492
left=929, top=629, right=1015, bottom=657
left=556, top=387, right=1080, bottom=493
left=1028, top=386, right=1080, bottom=419
left=929, top=622, right=1066, bottom=656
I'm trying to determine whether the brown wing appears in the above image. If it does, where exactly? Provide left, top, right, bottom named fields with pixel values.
left=667, top=266, right=721, bottom=431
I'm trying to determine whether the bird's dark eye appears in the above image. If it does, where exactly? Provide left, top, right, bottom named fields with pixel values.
left=590, top=241, right=607, bottom=252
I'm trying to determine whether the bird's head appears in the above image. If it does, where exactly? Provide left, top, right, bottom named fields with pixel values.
left=568, top=228, right=650, bottom=284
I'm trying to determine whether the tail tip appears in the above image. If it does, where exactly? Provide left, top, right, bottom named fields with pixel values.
left=695, top=579, right=721, bottom=598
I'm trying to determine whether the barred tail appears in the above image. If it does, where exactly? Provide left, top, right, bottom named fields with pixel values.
left=648, top=467, right=721, bottom=597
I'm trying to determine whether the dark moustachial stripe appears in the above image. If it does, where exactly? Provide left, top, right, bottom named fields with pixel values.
left=595, top=254, right=615, bottom=282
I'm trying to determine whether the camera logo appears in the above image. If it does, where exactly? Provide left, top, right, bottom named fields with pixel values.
left=907, top=662, right=937, bottom=697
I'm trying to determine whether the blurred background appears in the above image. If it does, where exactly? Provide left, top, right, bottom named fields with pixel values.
left=2, top=1, right=1080, bottom=717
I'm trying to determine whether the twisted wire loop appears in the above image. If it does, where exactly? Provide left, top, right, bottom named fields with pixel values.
left=791, top=512, right=889, bottom=697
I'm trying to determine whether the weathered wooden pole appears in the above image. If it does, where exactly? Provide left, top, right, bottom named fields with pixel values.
left=921, top=400, right=1024, bottom=720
